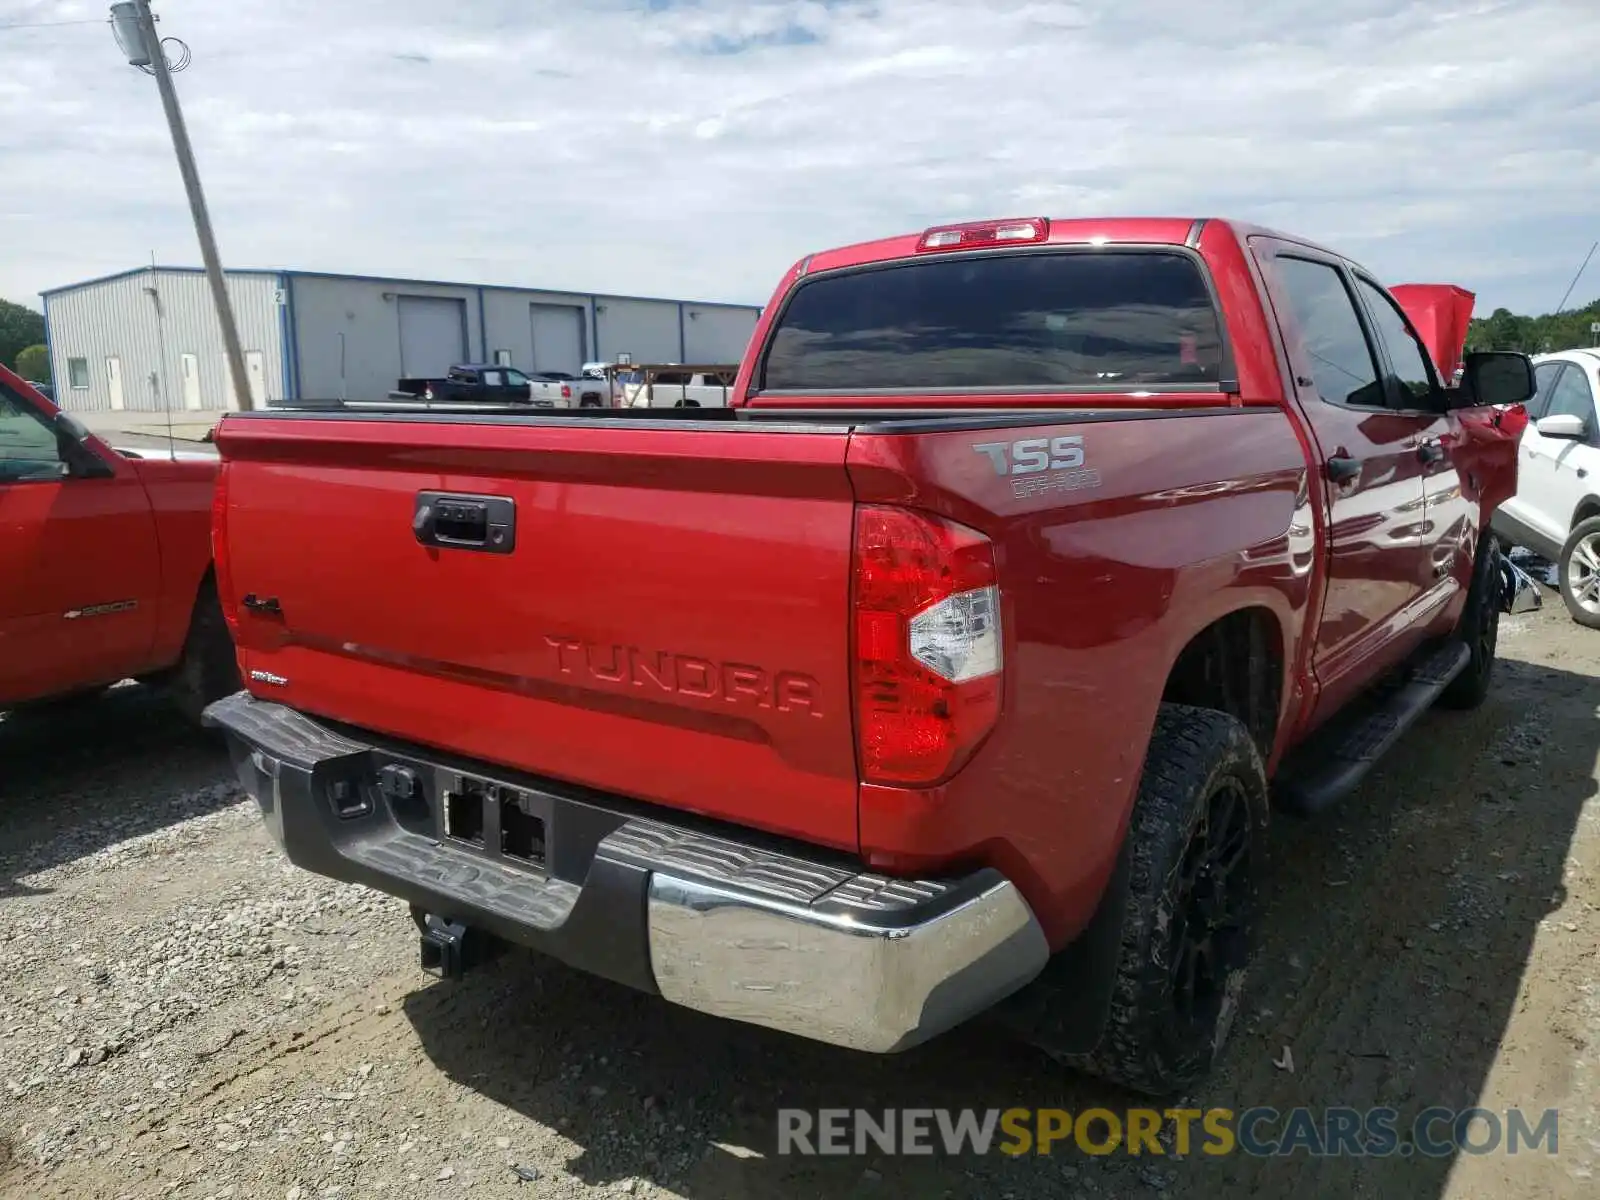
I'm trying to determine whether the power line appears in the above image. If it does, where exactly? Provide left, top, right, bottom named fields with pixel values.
left=1553, top=240, right=1598, bottom=315
left=0, top=17, right=104, bottom=31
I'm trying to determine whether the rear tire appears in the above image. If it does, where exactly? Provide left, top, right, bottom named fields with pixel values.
left=1558, top=517, right=1600, bottom=630
left=1052, top=704, right=1268, bottom=1096
left=1438, top=536, right=1501, bottom=710
left=166, top=578, right=241, bottom=726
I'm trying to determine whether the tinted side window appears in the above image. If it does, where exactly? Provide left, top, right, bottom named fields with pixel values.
left=762, top=251, right=1225, bottom=391
left=0, top=384, right=66, bottom=482
left=1355, top=277, right=1437, bottom=408
left=1546, top=364, right=1596, bottom=424
left=1272, top=258, right=1384, bottom=408
left=1527, top=362, right=1565, bottom=421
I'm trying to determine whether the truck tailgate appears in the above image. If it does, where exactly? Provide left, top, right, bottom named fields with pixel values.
left=214, top=415, right=861, bottom=851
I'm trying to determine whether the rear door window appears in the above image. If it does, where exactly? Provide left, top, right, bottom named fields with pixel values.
left=760, top=250, right=1225, bottom=391
left=1270, top=257, right=1386, bottom=410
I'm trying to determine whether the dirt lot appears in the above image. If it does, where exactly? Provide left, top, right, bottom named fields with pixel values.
left=2, top=600, right=1596, bottom=1200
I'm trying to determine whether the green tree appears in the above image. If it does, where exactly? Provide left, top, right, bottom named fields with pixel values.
left=1467, top=297, right=1600, bottom=354
left=0, top=299, right=46, bottom=376
left=14, top=343, right=49, bottom=383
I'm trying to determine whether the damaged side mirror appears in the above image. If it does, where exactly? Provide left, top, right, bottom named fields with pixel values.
left=1450, top=351, right=1537, bottom=410
left=1500, top=556, right=1543, bottom=615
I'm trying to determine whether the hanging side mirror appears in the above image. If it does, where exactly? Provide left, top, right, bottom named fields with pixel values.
left=1448, top=351, right=1536, bottom=410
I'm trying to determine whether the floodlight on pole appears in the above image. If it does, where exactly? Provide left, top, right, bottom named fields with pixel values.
left=108, top=0, right=253, bottom=412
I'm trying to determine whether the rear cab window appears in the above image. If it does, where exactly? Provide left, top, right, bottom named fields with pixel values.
left=758, top=250, right=1227, bottom=392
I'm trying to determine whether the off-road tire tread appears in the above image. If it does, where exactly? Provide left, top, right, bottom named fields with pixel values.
left=1054, top=703, right=1268, bottom=1096
left=1439, top=536, right=1501, bottom=709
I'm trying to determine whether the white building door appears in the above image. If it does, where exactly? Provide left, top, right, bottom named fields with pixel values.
left=181, top=353, right=202, bottom=410
left=106, top=356, right=125, bottom=411
left=246, top=350, right=266, bottom=406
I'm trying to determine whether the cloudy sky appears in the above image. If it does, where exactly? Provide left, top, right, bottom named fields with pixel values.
left=2, top=0, right=1597, bottom=315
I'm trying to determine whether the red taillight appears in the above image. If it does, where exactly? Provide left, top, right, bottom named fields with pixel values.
left=852, top=506, right=1003, bottom=786
left=210, top=460, right=238, bottom=636
left=561, top=384, right=572, bottom=399
left=917, top=217, right=1048, bottom=253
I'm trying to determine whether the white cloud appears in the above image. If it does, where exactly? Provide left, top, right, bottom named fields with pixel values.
left=2, top=0, right=1597, bottom=314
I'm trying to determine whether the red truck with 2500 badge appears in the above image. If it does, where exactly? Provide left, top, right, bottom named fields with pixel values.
left=203, top=217, right=1537, bottom=1095
left=0, top=364, right=239, bottom=721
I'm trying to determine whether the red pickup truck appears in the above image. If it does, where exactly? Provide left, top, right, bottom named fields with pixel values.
left=204, top=217, right=1536, bottom=1094
left=0, top=364, right=238, bottom=720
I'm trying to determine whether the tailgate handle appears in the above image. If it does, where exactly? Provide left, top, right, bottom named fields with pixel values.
left=414, top=491, right=516, bottom=554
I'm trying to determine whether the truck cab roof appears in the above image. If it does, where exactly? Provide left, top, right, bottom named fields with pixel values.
left=797, top=216, right=1354, bottom=276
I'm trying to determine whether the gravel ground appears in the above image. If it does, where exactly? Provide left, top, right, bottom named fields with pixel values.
left=2, top=602, right=1597, bottom=1200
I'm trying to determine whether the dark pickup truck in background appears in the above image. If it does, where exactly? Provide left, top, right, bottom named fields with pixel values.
left=207, top=215, right=1536, bottom=1096
left=391, top=364, right=601, bottom=407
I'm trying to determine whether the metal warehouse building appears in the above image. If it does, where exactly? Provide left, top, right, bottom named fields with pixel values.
left=41, top=267, right=762, bottom=413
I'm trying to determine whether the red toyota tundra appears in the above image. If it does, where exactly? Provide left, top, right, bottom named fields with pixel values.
left=203, top=217, right=1535, bottom=1094
left=0, top=364, right=238, bottom=720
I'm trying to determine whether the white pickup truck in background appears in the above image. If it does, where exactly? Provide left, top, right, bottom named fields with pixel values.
left=607, top=364, right=739, bottom=408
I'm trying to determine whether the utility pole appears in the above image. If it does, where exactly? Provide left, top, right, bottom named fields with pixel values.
left=109, top=1, right=253, bottom=411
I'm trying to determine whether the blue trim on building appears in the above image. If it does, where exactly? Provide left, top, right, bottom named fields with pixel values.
left=42, top=264, right=759, bottom=313
left=477, top=288, right=489, bottom=361
left=284, top=275, right=303, bottom=400
left=276, top=274, right=294, bottom=402
left=41, top=293, right=55, bottom=389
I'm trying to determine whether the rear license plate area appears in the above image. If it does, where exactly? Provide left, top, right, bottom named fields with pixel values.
left=440, top=774, right=549, bottom=872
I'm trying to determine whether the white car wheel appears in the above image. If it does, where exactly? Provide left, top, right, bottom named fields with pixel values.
left=1559, top=517, right=1600, bottom=629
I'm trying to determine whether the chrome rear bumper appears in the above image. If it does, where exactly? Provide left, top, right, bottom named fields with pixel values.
left=205, top=691, right=1049, bottom=1053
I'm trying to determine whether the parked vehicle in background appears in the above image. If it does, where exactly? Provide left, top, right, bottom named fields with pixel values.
left=608, top=364, right=738, bottom=407
left=26, top=380, right=54, bottom=402
left=392, top=364, right=572, bottom=407
left=546, top=370, right=608, bottom=408
left=1491, top=348, right=1600, bottom=627
left=205, top=216, right=1533, bottom=1096
left=0, top=364, right=238, bottom=722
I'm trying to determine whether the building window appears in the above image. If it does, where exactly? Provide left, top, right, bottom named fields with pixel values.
left=494, top=349, right=512, bottom=366
left=68, top=357, right=90, bottom=389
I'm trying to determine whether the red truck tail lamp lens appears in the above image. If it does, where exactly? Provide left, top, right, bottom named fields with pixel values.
left=853, top=506, right=1003, bottom=786
left=916, top=218, right=1048, bottom=253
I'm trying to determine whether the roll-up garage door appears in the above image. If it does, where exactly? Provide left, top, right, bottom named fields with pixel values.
left=529, top=304, right=586, bottom=375
left=398, top=296, right=468, bottom=378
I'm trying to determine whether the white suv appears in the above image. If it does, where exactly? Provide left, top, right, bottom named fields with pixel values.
left=1491, top=348, right=1600, bottom=627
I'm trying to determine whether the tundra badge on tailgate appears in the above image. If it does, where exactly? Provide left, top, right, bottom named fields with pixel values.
left=974, top=436, right=1103, bottom=499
